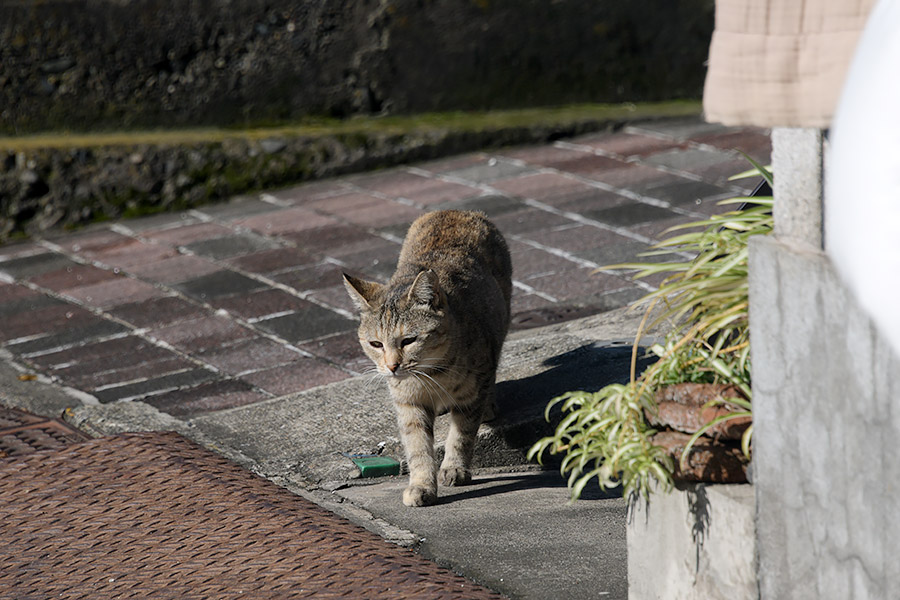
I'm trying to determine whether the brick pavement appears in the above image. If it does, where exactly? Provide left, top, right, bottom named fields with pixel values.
left=0, top=118, right=770, bottom=418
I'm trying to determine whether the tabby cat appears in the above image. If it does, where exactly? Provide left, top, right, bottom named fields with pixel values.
left=343, top=210, right=512, bottom=507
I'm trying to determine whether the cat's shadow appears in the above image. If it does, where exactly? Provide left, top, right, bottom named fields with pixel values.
left=488, top=341, right=655, bottom=448
left=433, top=471, right=621, bottom=506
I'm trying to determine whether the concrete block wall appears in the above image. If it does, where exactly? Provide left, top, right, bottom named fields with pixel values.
left=627, top=484, right=757, bottom=599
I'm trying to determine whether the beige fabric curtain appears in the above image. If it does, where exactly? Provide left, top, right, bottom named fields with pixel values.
left=703, top=0, right=877, bottom=128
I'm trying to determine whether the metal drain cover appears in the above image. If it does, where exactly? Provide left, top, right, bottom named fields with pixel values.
left=0, top=405, right=90, bottom=458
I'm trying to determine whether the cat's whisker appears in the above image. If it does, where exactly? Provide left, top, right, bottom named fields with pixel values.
left=411, top=369, right=459, bottom=408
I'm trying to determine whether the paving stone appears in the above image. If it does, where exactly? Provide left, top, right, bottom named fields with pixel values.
left=197, top=337, right=300, bottom=375
left=694, top=129, right=772, bottom=163
left=497, top=145, right=589, bottom=166
left=172, top=270, right=268, bottom=301
left=576, top=240, right=669, bottom=267
left=0, top=241, right=42, bottom=260
left=36, top=334, right=175, bottom=371
left=236, top=206, right=339, bottom=236
left=306, top=285, right=360, bottom=316
left=443, top=160, right=535, bottom=184
left=628, top=119, right=729, bottom=140
left=0, top=288, right=65, bottom=317
left=143, top=222, right=233, bottom=246
left=116, top=211, right=199, bottom=233
left=329, top=244, right=399, bottom=281
left=524, top=267, right=636, bottom=298
left=125, top=254, right=221, bottom=284
left=226, top=247, right=315, bottom=275
left=108, top=296, right=210, bottom=329
left=641, top=147, right=737, bottom=175
left=580, top=202, right=679, bottom=228
left=151, top=315, right=255, bottom=352
left=255, top=305, right=357, bottom=344
left=509, top=246, right=582, bottom=280
left=628, top=216, right=704, bottom=242
left=409, top=181, right=483, bottom=206
left=182, top=233, right=281, bottom=261
left=489, top=172, right=596, bottom=201
left=280, top=223, right=371, bottom=255
left=0, top=252, right=77, bottom=280
left=304, top=191, right=384, bottom=215
left=571, top=132, right=687, bottom=158
left=432, top=194, right=523, bottom=217
left=89, top=239, right=176, bottom=268
left=69, top=356, right=199, bottom=391
left=263, top=180, right=351, bottom=205
left=5, top=320, right=130, bottom=357
left=520, top=223, right=637, bottom=254
left=633, top=177, right=730, bottom=205
left=413, top=153, right=489, bottom=174
left=550, top=188, right=634, bottom=213
left=145, top=378, right=270, bottom=416
left=335, top=201, right=423, bottom=229
left=28, top=264, right=119, bottom=291
left=91, top=367, right=219, bottom=403
left=489, top=208, right=574, bottom=235
left=543, top=153, right=627, bottom=176
left=273, top=262, right=353, bottom=292
left=350, top=170, right=446, bottom=198
left=298, top=331, right=372, bottom=374
left=509, top=291, right=555, bottom=315
left=0, top=303, right=97, bottom=343
left=212, top=289, right=314, bottom=320
left=241, top=358, right=350, bottom=396
left=589, top=164, right=673, bottom=189
left=194, top=197, right=282, bottom=220
left=62, top=277, right=168, bottom=309
left=51, top=228, right=131, bottom=255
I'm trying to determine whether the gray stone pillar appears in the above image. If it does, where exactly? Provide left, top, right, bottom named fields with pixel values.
left=771, top=128, right=824, bottom=249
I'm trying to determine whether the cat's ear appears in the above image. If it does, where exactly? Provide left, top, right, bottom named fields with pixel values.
left=343, top=273, right=382, bottom=312
left=407, top=269, right=444, bottom=309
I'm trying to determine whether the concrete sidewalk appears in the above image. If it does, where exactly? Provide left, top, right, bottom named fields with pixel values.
left=0, top=117, right=770, bottom=599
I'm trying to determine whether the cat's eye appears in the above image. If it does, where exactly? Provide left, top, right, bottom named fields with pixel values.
left=400, top=336, right=418, bottom=347
left=369, top=340, right=383, bottom=349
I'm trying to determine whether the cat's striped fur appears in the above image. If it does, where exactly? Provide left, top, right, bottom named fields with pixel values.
left=343, top=210, right=512, bottom=506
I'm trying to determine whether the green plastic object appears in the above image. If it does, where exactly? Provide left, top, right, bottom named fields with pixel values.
left=351, top=456, right=401, bottom=477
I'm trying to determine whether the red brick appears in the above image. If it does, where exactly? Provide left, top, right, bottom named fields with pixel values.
left=298, top=331, right=372, bottom=375
left=212, top=289, right=314, bottom=320
left=146, top=379, right=271, bottom=416
left=108, top=296, right=209, bottom=328
left=197, top=337, right=300, bottom=375
left=28, top=265, right=118, bottom=291
left=489, top=172, right=594, bottom=200
left=62, top=277, right=167, bottom=308
left=126, top=254, right=220, bottom=284
left=575, top=132, right=687, bottom=158
left=226, top=247, right=315, bottom=275
left=236, top=207, right=337, bottom=235
left=144, top=222, right=233, bottom=246
left=0, top=304, right=96, bottom=343
left=89, top=239, right=176, bottom=268
left=55, top=229, right=132, bottom=255
left=151, top=315, right=254, bottom=352
left=241, top=358, right=349, bottom=396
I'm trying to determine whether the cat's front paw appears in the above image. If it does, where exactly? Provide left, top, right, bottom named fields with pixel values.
left=439, top=466, right=471, bottom=487
left=402, top=485, right=437, bottom=507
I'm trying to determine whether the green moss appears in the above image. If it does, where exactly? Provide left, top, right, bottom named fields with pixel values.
left=0, top=101, right=700, bottom=151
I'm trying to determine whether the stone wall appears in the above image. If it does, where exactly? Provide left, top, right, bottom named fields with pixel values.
left=0, top=0, right=713, bottom=134
left=750, top=236, right=900, bottom=599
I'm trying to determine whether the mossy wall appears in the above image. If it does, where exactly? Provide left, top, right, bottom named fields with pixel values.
left=0, top=0, right=713, bottom=135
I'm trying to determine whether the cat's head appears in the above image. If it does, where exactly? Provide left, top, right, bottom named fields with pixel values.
left=342, top=270, right=451, bottom=379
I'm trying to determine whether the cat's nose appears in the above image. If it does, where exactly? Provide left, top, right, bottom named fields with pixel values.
left=387, top=362, right=400, bottom=373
